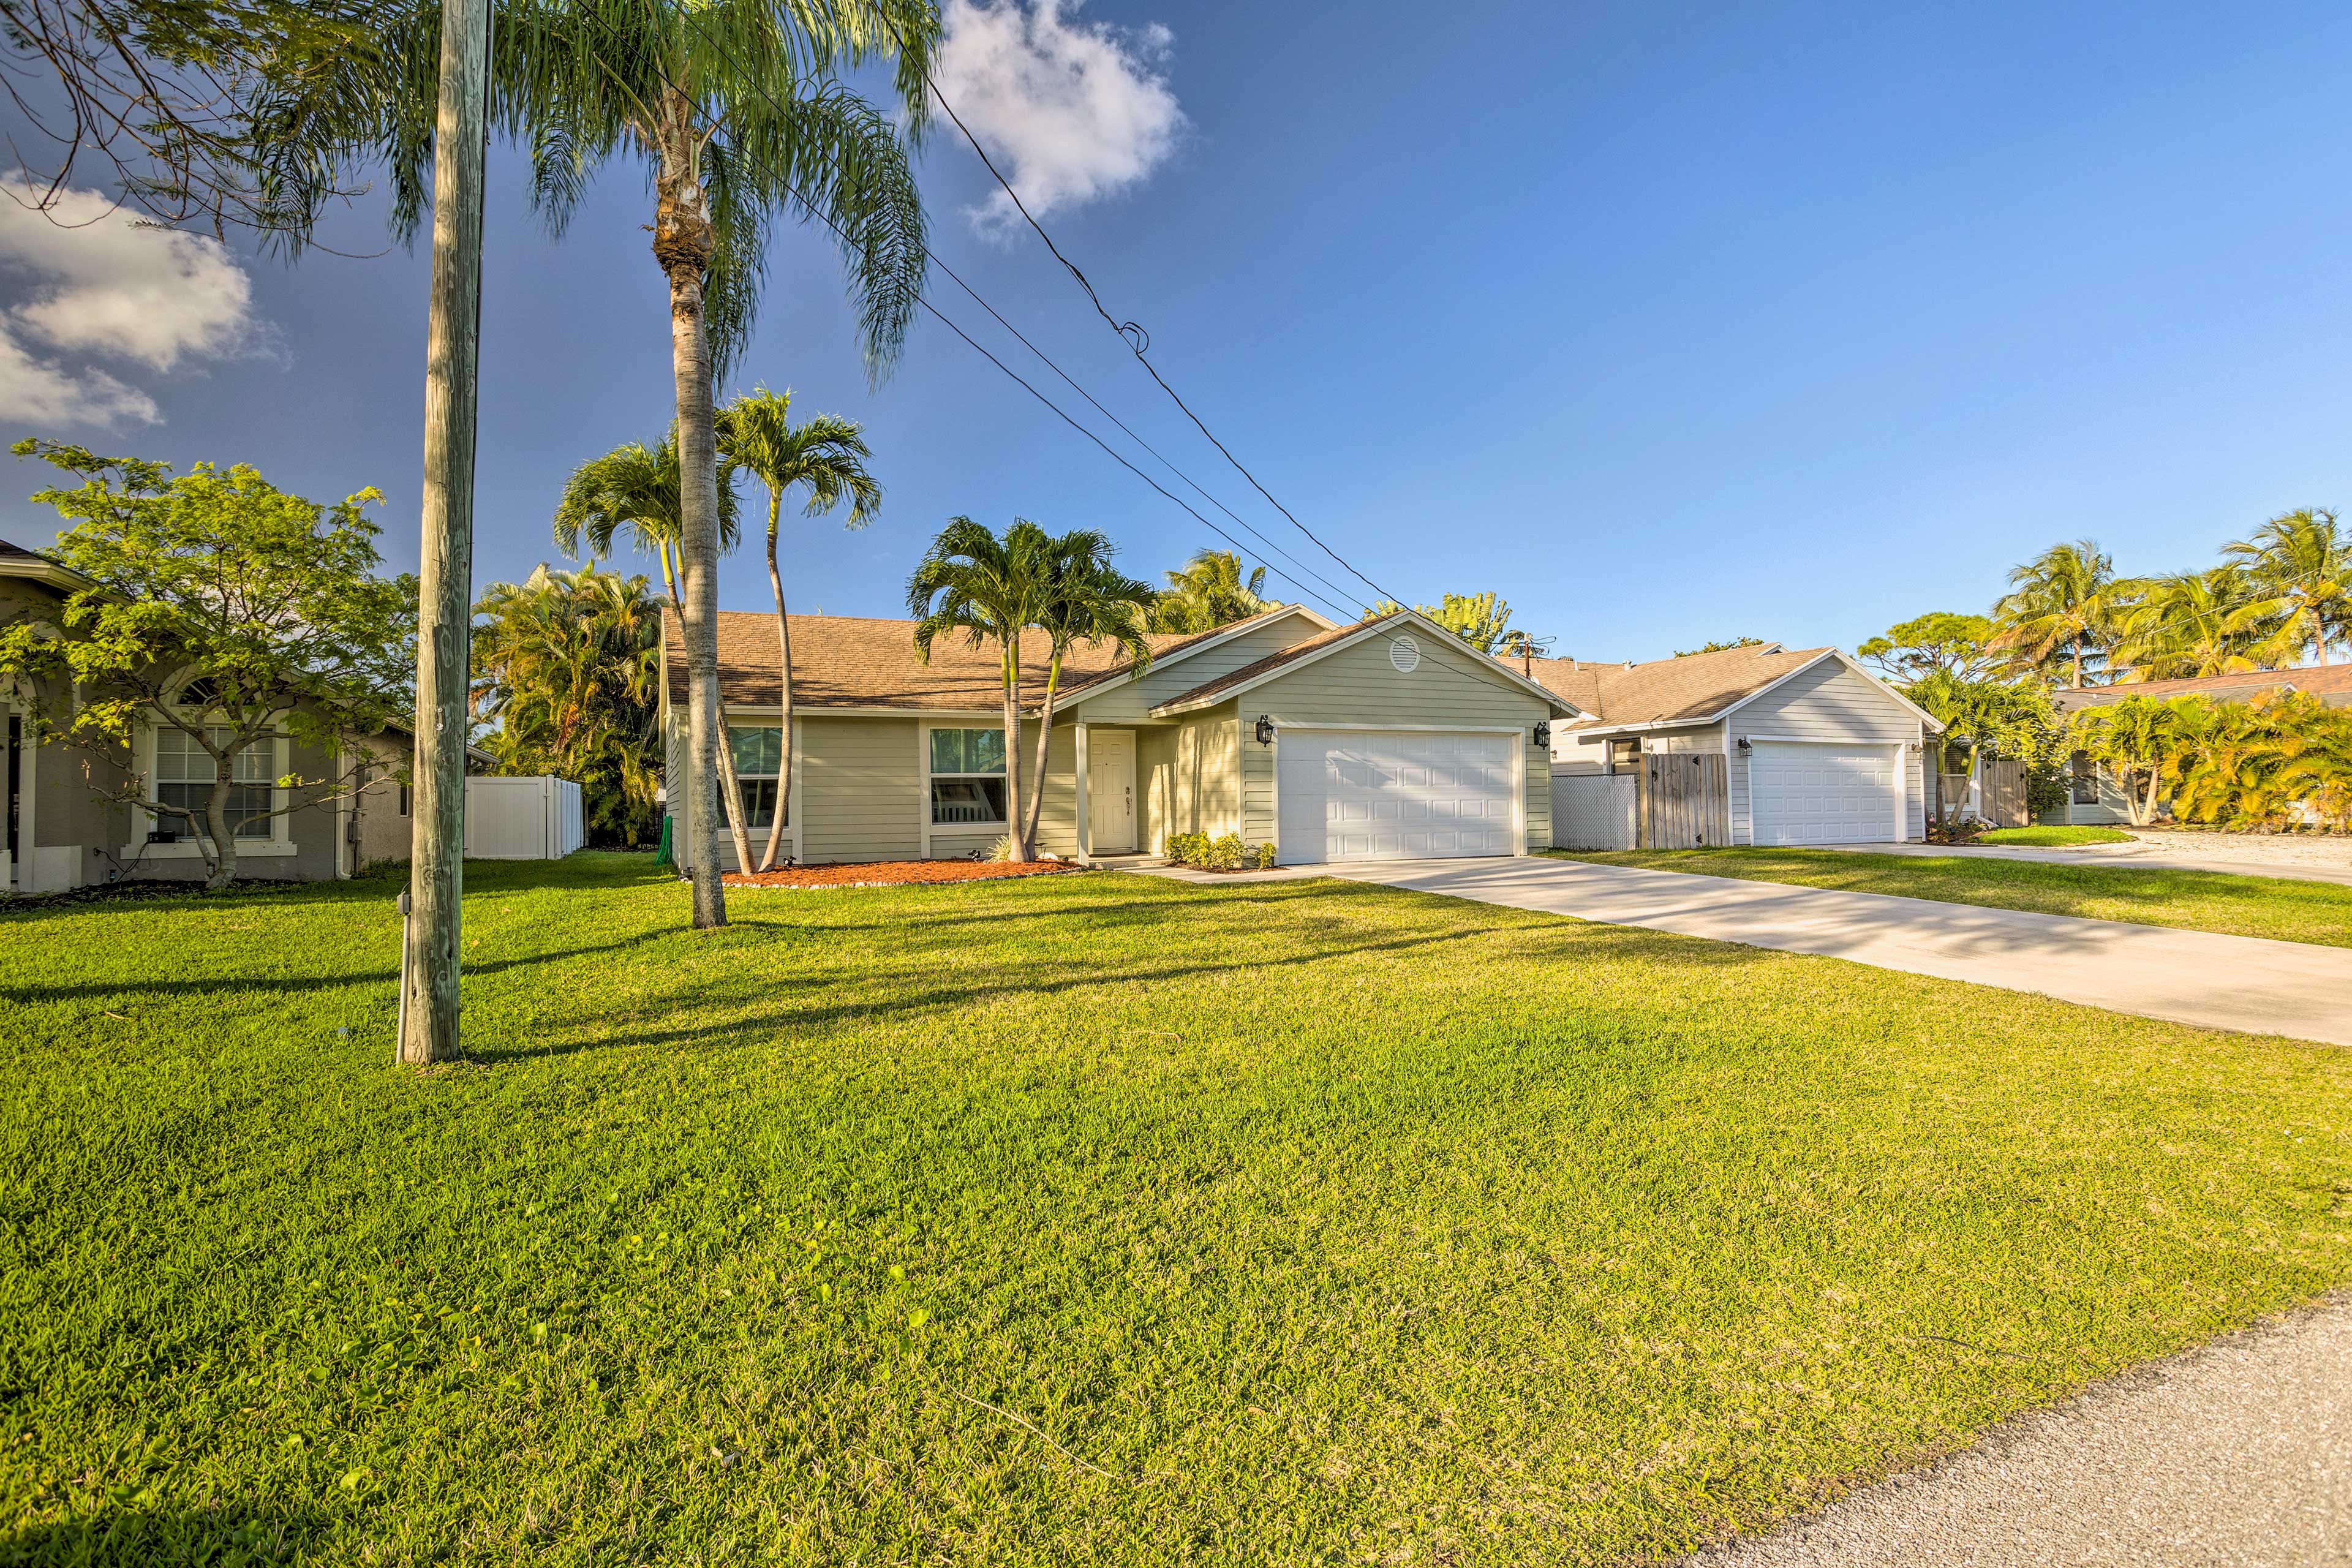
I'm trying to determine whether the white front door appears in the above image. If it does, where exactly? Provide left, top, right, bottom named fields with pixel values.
left=1749, top=741, right=1902, bottom=845
left=1087, top=729, right=1136, bottom=852
left=1276, top=729, right=1519, bottom=864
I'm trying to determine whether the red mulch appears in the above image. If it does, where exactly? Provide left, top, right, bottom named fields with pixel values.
left=722, top=859, right=1085, bottom=890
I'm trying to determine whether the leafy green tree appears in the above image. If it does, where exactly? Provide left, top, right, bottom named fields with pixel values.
left=471, top=564, right=663, bottom=846
left=0, top=440, right=416, bottom=889
left=1147, top=549, right=1268, bottom=633
left=1672, top=636, right=1767, bottom=658
left=2224, top=507, right=2351, bottom=666
left=1019, top=536, right=1153, bottom=849
left=1364, top=591, right=1517, bottom=655
left=1992, top=539, right=2119, bottom=688
left=1905, top=669, right=2065, bottom=823
left=415, top=0, right=937, bottom=929
left=1858, top=613, right=1996, bottom=682
left=907, top=519, right=1057, bottom=861
left=2069, top=696, right=2193, bottom=825
left=2108, top=568, right=2263, bottom=680
left=714, top=386, right=881, bottom=870
left=552, top=431, right=754, bottom=872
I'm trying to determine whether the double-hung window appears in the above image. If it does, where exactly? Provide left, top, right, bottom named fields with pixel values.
left=730, top=727, right=787, bottom=828
left=929, top=728, right=1006, bottom=824
left=154, top=726, right=276, bottom=840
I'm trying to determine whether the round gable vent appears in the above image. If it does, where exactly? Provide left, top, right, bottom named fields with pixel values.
left=1389, top=634, right=1421, bottom=673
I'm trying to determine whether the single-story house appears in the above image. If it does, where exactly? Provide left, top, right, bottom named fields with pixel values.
left=2, top=537, right=424, bottom=891
left=659, top=603, right=1577, bottom=869
left=1525, top=643, right=1942, bottom=845
left=2041, top=663, right=2352, bottom=825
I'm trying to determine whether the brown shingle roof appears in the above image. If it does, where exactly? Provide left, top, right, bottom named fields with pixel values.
left=0, top=538, right=42, bottom=561
left=1523, top=643, right=1839, bottom=729
left=2051, top=664, right=2352, bottom=712
left=668, top=606, right=1297, bottom=711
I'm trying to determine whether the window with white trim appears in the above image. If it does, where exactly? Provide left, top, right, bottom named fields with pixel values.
left=729, top=726, right=788, bottom=829
left=929, top=728, right=1006, bottom=825
left=154, top=726, right=276, bottom=840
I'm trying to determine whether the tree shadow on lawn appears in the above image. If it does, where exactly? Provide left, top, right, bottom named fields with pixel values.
left=477, top=913, right=1780, bottom=1064
left=1, top=1503, right=328, bottom=1566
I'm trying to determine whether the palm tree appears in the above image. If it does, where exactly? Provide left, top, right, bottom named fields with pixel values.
left=552, top=432, right=758, bottom=873
left=907, top=519, right=1054, bottom=861
left=1020, top=535, right=1155, bottom=848
left=1991, top=539, right=2118, bottom=688
left=2068, top=695, right=2189, bottom=825
left=714, top=386, right=882, bottom=870
left=2223, top=508, right=2351, bottom=666
left=2109, top=567, right=2264, bottom=681
left=420, top=0, right=939, bottom=927
left=1147, top=548, right=1268, bottom=633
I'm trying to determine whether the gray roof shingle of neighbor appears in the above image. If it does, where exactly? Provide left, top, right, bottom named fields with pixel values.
left=668, top=605, right=1304, bottom=710
left=2051, top=663, right=2352, bottom=710
left=1521, top=642, right=1839, bottom=729
left=0, top=537, right=48, bottom=560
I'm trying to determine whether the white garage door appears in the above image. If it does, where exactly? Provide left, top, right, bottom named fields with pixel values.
left=1276, top=729, right=1518, bottom=864
left=1749, top=742, right=1901, bottom=845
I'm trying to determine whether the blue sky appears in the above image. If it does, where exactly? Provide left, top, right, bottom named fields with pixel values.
left=4, top=0, right=2351, bottom=660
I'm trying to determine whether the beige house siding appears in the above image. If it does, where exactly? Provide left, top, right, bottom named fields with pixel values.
left=1065, top=612, right=1323, bottom=724
left=799, top=715, right=924, bottom=864
left=1724, top=658, right=1924, bottom=843
left=1232, top=631, right=1551, bottom=848
left=1137, top=724, right=1176, bottom=851
left=1140, top=704, right=1240, bottom=849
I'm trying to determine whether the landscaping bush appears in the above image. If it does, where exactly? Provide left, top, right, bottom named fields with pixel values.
left=1254, top=841, right=1277, bottom=869
left=1164, top=832, right=1208, bottom=866
left=1205, top=832, right=1246, bottom=870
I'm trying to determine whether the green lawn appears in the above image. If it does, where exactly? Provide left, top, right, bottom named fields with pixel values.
left=1545, top=846, right=2352, bottom=949
left=1972, top=825, right=2136, bottom=846
left=5, top=856, right=2349, bottom=1566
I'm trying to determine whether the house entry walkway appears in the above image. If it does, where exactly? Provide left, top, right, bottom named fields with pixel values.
left=1314, top=856, right=2352, bottom=1048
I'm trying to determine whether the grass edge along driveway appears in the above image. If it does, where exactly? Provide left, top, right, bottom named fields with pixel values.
left=1543, top=845, right=2352, bottom=951
left=4, top=854, right=2349, bottom=1565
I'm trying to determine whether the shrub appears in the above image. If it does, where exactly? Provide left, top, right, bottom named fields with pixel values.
left=1254, top=841, right=1277, bottom=869
left=986, top=834, right=1019, bottom=862
left=1163, top=832, right=1207, bottom=866
left=1205, top=832, right=1245, bottom=870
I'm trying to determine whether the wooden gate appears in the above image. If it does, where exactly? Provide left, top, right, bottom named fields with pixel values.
left=1980, top=760, right=2028, bottom=827
left=1642, top=753, right=1730, bottom=848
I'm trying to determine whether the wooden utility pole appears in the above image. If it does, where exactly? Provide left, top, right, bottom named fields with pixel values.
left=401, top=0, right=491, bottom=1065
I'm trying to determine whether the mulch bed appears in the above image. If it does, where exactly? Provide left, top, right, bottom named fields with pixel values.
left=722, top=859, right=1087, bottom=891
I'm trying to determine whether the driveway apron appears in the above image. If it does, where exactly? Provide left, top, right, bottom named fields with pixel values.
left=1324, top=856, right=2352, bottom=1048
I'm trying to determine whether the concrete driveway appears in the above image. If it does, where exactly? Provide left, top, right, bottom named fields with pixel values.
left=1324, top=856, right=2352, bottom=1048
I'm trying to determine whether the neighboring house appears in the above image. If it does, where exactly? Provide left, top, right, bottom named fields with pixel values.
left=659, top=603, right=1576, bottom=869
left=1, top=538, right=420, bottom=892
left=2040, top=664, right=2352, bottom=825
left=1525, top=643, right=1942, bottom=845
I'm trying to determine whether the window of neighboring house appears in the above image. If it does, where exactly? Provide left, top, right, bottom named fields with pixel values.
left=154, top=726, right=276, bottom=840
left=398, top=783, right=410, bottom=816
left=730, top=727, right=788, bottom=829
left=929, top=727, right=1006, bottom=825
left=2070, top=748, right=2099, bottom=805
left=1608, top=737, right=1641, bottom=772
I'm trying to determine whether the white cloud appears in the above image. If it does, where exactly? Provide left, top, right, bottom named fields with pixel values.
left=0, top=181, right=267, bottom=429
left=933, top=0, right=1186, bottom=236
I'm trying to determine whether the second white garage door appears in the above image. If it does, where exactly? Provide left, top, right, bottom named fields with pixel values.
left=1276, top=729, right=1519, bottom=864
left=1749, top=741, right=1902, bottom=845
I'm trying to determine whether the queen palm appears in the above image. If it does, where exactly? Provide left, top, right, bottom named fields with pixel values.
left=2224, top=508, right=2351, bottom=666
left=1991, top=539, right=2118, bottom=688
left=402, top=0, right=939, bottom=927
left=2109, top=567, right=2263, bottom=680
left=1019, top=536, right=1154, bottom=849
left=552, top=432, right=759, bottom=874
left=714, top=386, right=882, bottom=870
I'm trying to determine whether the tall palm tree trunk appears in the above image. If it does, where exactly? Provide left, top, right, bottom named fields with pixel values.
left=1023, top=656, right=1062, bottom=850
left=1000, top=647, right=1028, bottom=861
left=761, top=499, right=792, bottom=871
left=655, top=97, right=731, bottom=925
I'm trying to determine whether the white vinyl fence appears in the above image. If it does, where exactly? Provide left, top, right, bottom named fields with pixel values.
left=464, top=775, right=586, bottom=860
left=1551, top=771, right=1637, bottom=851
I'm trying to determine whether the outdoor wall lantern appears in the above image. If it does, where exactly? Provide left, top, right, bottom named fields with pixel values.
left=1736, top=736, right=1752, bottom=753
left=1532, top=721, right=1550, bottom=748
left=1254, top=715, right=1276, bottom=745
